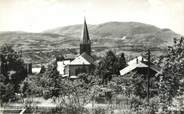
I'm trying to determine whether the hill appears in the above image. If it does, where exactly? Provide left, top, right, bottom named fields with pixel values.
left=0, top=22, right=180, bottom=63
left=45, top=21, right=179, bottom=48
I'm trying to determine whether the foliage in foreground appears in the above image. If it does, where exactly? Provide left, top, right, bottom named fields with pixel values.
left=20, top=63, right=97, bottom=113
left=157, top=37, right=184, bottom=109
left=0, top=44, right=27, bottom=104
left=95, top=50, right=126, bottom=84
left=2, top=37, right=184, bottom=112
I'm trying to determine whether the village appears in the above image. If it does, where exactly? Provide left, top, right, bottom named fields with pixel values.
left=1, top=16, right=184, bottom=114
left=30, top=18, right=160, bottom=78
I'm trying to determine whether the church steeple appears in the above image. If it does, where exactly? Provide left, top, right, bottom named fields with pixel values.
left=80, top=17, right=91, bottom=55
left=81, top=17, right=90, bottom=44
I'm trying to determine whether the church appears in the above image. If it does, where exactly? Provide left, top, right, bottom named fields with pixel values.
left=57, top=18, right=95, bottom=77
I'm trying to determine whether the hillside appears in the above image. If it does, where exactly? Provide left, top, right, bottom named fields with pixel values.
left=0, top=21, right=180, bottom=63
left=45, top=21, right=179, bottom=48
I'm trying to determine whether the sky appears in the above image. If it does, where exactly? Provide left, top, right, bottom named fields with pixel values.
left=0, top=0, right=184, bottom=35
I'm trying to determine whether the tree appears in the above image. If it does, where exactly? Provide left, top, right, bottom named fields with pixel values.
left=0, top=44, right=27, bottom=103
left=20, top=74, right=42, bottom=98
left=57, top=77, right=92, bottom=114
left=20, top=61, right=93, bottom=113
left=118, top=52, right=127, bottom=70
left=39, top=62, right=61, bottom=99
left=95, top=50, right=125, bottom=84
left=0, top=74, right=15, bottom=104
left=19, top=62, right=62, bottom=111
left=106, top=71, right=160, bottom=112
left=157, top=37, right=184, bottom=109
left=39, top=65, right=46, bottom=74
left=110, top=72, right=158, bottom=99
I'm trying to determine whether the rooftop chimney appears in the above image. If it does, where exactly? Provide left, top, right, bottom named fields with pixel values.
left=136, top=57, right=138, bottom=64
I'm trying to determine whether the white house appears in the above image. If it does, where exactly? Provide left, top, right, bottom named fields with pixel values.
left=120, top=56, right=160, bottom=76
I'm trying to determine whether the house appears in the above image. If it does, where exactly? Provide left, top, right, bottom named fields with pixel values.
left=32, top=67, right=41, bottom=74
left=120, top=56, right=160, bottom=76
left=57, top=59, right=71, bottom=76
left=57, top=17, right=95, bottom=77
left=56, top=53, right=77, bottom=75
left=32, top=64, right=42, bottom=74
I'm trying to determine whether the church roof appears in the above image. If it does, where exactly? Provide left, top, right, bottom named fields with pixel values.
left=120, top=56, right=160, bottom=75
left=69, top=52, right=94, bottom=65
left=80, top=17, right=90, bottom=44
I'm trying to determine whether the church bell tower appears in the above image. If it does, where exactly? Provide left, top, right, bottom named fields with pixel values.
left=80, top=17, right=91, bottom=55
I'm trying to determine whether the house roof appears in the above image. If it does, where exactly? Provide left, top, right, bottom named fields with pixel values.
left=120, top=56, right=160, bottom=75
left=69, top=52, right=94, bottom=65
left=127, top=56, right=146, bottom=65
left=64, top=54, right=77, bottom=60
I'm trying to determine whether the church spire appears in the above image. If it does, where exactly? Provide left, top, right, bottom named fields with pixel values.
left=81, top=17, right=90, bottom=44
left=80, top=17, right=91, bottom=55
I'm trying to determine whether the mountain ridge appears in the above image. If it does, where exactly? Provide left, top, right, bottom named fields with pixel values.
left=0, top=21, right=180, bottom=63
left=0, top=21, right=180, bottom=50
